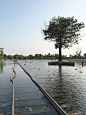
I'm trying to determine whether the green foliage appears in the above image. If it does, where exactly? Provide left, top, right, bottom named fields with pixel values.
left=5, top=57, right=7, bottom=60
left=24, top=56, right=27, bottom=60
left=0, top=56, right=2, bottom=60
left=3, top=53, right=85, bottom=60
left=42, top=16, right=85, bottom=61
left=84, top=53, right=86, bottom=57
left=18, top=55, right=24, bottom=60
left=7, top=55, right=12, bottom=60
left=75, top=48, right=82, bottom=59
left=0, top=48, right=4, bottom=60
left=28, top=55, right=34, bottom=59
left=15, top=56, right=18, bottom=60
left=0, top=51, right=3, bottom=56
left=4, top=54, right=7, bottom=60
left=43, top=16, right=85, bottom=48
left=35, top=54, right=43, bottom=59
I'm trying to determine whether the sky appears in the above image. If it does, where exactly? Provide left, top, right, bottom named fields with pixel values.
left=0, top=0, right=86, bottom=56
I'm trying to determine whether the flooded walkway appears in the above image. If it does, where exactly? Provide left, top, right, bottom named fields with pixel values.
left=14, top=63, right=59, bottom=115
left=0, top=60, right=86, bottom=115
left=20, top=60, right=86, bottom=115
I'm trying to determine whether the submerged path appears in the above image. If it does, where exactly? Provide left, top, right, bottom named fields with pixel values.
left=13, top=62, right=60, bottom=115
left=0, top=61, right=84, bottom=115
left=18, top=62, right=68, bottom=115
left=12, top=61, right=83, bottom=115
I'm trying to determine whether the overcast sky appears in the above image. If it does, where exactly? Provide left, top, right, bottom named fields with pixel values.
left=0, top=0, right=86, bottom=56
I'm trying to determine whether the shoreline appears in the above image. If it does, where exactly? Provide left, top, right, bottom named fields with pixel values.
left=1, top=59, right=86, bottom=66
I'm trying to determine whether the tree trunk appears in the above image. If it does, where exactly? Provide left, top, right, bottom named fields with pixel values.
left=59, top=37, right=62, bottom=61
left=59, top=47, right=62, bottom=61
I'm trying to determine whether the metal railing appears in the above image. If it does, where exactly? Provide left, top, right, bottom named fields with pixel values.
left=10, top=67, right=16, bottom=115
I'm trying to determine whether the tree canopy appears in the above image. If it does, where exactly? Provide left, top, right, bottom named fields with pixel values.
left=42, top=16, right=85, bottom=61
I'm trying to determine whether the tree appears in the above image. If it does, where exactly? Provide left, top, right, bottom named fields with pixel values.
left=35, top=54, right=40, bottom=59
left=84, top=53, right=86, bottom=57
left=75, top=48, right=82, bottom=59
left=24, top=56, right=27, bottom=60
left=55, top=54, right=59, bottom=59
left=28, top=55, right=34, bottom=59
left=15, top=56, right=18, bottom=60
left=0, top=48, right=4, bottom=60
left=42, top=16, right=85, bottom=61
left=4, top=57, right=7, bottom=60
left=7, top=55, right=13, bottom=60
left=18, top=55, right=24, bottom=60
left=14, top=54, right=18, bottom=59
left=4, top=54, right=7, bottom=60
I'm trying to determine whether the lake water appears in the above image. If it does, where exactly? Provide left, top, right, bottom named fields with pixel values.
left=0, top=61, right=14, bottom=114
left=0, top=60, right=86, bottom=115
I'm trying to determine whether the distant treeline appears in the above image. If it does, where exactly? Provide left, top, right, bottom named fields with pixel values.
left=3, top=53, right=86, bottom=60
left=3, top=54, right=68, bottom=60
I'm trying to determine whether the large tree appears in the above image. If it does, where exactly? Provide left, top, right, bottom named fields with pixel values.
left=42, top=16, right=85, bottom=61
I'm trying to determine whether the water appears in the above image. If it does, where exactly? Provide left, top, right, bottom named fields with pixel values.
left=0, top=60, right=86, bottom=115
left=14, top=63, right=58, bottom=115
left=0, top=61, right=59, bottom=115
left=0, top=61, right=14, bottom=115
left=20, top=60, right=86, bottom=115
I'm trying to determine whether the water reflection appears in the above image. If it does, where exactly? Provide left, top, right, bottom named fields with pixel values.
left=25, top=61, right=86, bottom=114
left=14, top=61, right=59, bottom=115
left=13, top=60, right=86, bottom=114
left=58, top=65, right=62, bottom=77
left=45, top=64, right=86, bottom=114
left=0, top=62, right=3, bottom=73
left=0, top=61, right=14, bottom=115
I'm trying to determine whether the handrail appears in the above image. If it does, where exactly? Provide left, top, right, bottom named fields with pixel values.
left=18, top=62, right=68, bottom=115
left=10, top=66, right=16, bottom=115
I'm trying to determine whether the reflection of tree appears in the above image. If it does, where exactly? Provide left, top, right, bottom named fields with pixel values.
left=58, top=65, right=62, bottom=78
left=58, top=65, right=64, bottom=94
left=43, top=64, right=83, bottom=112
left=0, top=62, right=3, bottom=73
